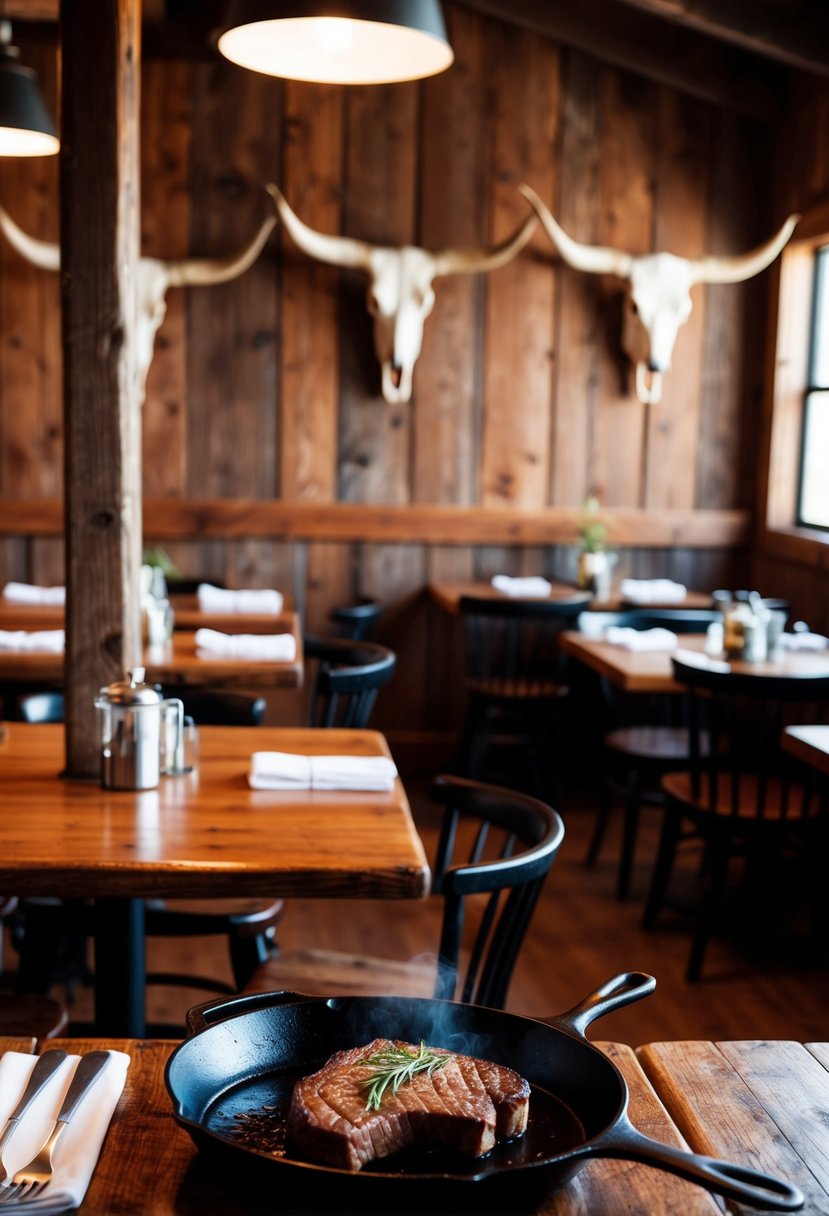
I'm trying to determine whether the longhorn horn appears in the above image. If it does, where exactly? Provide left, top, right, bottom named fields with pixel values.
left=164, top=211, right=277, bottom=288
left=431, top=212, right=537, bottom=277
left=689, top=214, right=800, bottom=285
left=0, top=204, right=60, bottom=271
left=266, top=183, right=373, bottom=271
left=520, top=184, right=634, bottom=278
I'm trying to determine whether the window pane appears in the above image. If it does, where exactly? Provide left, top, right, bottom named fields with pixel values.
left=812, top=247, right=829, bottom=387
left=799, top=390, right=829, bottom=528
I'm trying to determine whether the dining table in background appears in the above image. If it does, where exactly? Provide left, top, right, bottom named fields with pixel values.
left=0, top=591, right=296, bottom=636
left=0, top=620, right=304, bottom=691
left=2, top=1034, right=825, bottom=1214
left=428, top=581, right=713, bottom=616
left=560, top=632, right=829, bottom=695
left=0, top=724, right=429, bottom=1038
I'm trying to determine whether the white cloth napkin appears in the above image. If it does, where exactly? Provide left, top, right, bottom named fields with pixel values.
left=0, top=630, right=65, bottom=653
left=2, top=583, right=65, bottom=607
left=619, top=578, right=687, bottom=604
left=0, top=1049, right=129, bottom=1213
left=249, top=751, right=398, bottom=792
left=779, top=632, right=829, bottom=651
left=196, top=584, right=284, bottom=615
left=604, top=626, right=678, bottom=652
left=491, top=575, right=552, bottom=598
left=194, top=628, right=296, bottom=662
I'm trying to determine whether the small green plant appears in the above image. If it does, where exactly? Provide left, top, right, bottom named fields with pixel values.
left=578, top=496, right=608, bottom=554
left=141, top=547, right=180, bottom=579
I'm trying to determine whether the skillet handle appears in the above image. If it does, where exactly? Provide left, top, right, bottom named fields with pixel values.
left=185, top=990, right=312, bottom=1036
left=542, top=972, right=656, bottom=1037
left=583, top=1118, right=804, bottom=1212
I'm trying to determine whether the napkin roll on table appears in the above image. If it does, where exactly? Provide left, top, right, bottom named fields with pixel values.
left=249, top=751, right=398, bottom=792
left=490, top=575, right=553, bottom=598
left=604, top=626, right=678, bottom=652
left=0, top=1049, right=129, bottom=1214
left=619, top=578, right=687, bottom=604
left=2, top=582, right=66, bottom=606
left=0, top=629, right=65, bottom=652
left=194, top=628, right=296, bottom=661
left=196, top=584, right=284, bottom=615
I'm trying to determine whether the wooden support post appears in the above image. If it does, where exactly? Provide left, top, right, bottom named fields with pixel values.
left=60, top=0, right=142, bottom=777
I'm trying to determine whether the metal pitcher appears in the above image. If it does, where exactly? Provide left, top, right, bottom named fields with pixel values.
left=94, top=666, right=183, bottom=790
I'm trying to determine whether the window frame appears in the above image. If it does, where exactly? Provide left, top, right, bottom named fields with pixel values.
left=795, top=243, right=829, bottom=531
left=760, top=200, right=829, bottom=565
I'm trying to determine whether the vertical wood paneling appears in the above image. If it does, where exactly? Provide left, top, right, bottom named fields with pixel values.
left=141, top=59, right=192, bottom=501
left=481, top=21, right=559, bottom=508
left=645, top=89, right=712, bottom=508
left=593, top=69, right=656, bottom=506
left=551, top=50, right=602, bottom=508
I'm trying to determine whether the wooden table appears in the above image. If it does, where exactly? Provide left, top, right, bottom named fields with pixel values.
left=0, top=620, right=304, bottom=689
left=0, top=724, right=428, bottom=1037
left=782, top=724, right=829, bottom=777
left=0, top=593, right=296, bottom=636
left=429, top=581, right=712, bottom=616
left=561, top=632, right=829, bottom=694
left=3, top=1035, right=822, bottom=1214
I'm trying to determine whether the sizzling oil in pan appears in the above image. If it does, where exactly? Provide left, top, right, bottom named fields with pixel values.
left=205, top=1064, right=586, bottom=1178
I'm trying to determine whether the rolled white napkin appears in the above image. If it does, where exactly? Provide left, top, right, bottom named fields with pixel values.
left=779, top=632, right=829, bottom=652
left=195, top=628, right=296, bottom=662
left=0, top=629, right=65, bottom=653
left=491, top=575, right=552, bottom=598
left=620, top=578, right=687, bottom=604
left=2, top=582, right=65, bottom=606
left=0, top=1049, right=129, bottom=1214
left=605, top=626, right=678, bottom=652
left=249, top=751, right=398, bottom=792
left=197, top=584, right=284, bottom=615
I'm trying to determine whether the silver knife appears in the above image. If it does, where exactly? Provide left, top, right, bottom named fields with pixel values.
left=0, top=1050, right=68, bottom=1181
left=46, top=1051, right=111, bottom=1132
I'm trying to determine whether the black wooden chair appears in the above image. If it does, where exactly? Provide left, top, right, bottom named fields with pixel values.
left=584, top=607, right=721, bottom=900
left=642, top=655, right=829, bottom=980
left=12, top=690, right=282, bottom=1014
left=243, top=774, right=564, bottom=1009
left=304, top=635, right=397, bottom=728
left=328, top=598, right=382, bottom=641
left=455, top=593, right=590, bottom=797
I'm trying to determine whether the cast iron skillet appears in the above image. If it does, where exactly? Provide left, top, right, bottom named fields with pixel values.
left=165, top=973, right=803, bottom=1211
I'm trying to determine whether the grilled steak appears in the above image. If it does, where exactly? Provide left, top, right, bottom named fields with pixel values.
left=288, top=1038, right=530, bottom=1170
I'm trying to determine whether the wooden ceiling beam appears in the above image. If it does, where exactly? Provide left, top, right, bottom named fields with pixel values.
left=608, top=0, right=829, bottom=80
left=451, top=0, right=786, bottom=122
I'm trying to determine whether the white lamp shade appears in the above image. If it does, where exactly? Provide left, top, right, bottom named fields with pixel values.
left=217, top=0, right=454, bottom=85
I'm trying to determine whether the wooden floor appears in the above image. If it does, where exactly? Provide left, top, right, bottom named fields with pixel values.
left=6, top=780, right=829, bottom=1045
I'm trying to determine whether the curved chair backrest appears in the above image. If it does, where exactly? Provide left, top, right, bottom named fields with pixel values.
left=428, top=774, right=564, bottom=1009
left=459, top=593, right=590, bottom=692
left=304, top=635, right=397, bottom=728
left=626, top=608, right=721, bottom=633
left=15, top=691, right=65, bottom=724
left=672, top=654, right=829, bottom=820
left=329, top=598, right=382, bottom=642
left=161, top=689, right=266, bottom=726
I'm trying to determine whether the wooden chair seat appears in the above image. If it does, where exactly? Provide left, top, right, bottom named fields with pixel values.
left=662, top=772, right=822, bottom=823
left=145, top=898, right=284, bottom=933
left=243, top=948, right=437, bottom=999
left=466, top=676, right=570, bottom=701
left=604, top=725, right=696, bottom=762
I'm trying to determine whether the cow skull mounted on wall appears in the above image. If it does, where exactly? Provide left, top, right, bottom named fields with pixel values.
left=267, top=184, right=537, bottom=405
left=0, top=200, right=276, bottom=404
left=520, top=184, right=799, bottom=405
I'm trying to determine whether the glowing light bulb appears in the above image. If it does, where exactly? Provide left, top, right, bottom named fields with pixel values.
left=312, top=17, right=354, bottom=53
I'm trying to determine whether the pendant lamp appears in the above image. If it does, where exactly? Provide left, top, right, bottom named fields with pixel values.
left=0, top=21, right=58, bottom=157
left=217, top=0, right=454, bottom=85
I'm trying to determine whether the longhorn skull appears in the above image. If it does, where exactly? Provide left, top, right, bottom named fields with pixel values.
left=267, top=183, right=537, bottom=404
left=0, top=200, right=276, bottom=403
left=520, top=184, right=799, bottom=405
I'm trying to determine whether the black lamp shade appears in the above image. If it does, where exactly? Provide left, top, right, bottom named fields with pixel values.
left=217, top=0, right=454, bottom=85
left=0, top=61, right=59, bottom=156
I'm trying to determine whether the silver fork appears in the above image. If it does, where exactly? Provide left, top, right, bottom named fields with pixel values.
left=0, top=1051, right=67, bottom=1185
left=0, top=1052, right=110, bottom=1205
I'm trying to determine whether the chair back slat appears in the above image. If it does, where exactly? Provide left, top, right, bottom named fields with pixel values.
left=429, top=774, right=564, bottom=1009
left=304, top=635, right=396, bottom=729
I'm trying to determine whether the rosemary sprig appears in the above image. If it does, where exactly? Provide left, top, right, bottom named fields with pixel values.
left=359, top=1042, right=450, bottom=1111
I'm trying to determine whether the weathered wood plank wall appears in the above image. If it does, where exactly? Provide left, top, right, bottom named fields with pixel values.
left=0, top=8, right=786, bottom=738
